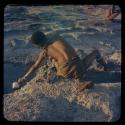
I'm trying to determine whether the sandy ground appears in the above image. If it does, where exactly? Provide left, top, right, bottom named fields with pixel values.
left=4, top=5, right=121, bottom=122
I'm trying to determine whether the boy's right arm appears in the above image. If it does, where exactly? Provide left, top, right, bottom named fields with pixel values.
left=18, top=49, right=46, bottom=83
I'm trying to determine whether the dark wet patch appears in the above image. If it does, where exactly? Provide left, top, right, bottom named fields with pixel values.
left=4, top=63, right=31, bottom=94
left=85, top=71, right=121, bottom=84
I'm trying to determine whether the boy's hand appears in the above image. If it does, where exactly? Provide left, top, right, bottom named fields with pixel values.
left=18, top=76, right=26, bottom=83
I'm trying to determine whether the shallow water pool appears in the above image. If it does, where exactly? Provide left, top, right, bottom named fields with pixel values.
left=4, top=63, right=31, bottom=94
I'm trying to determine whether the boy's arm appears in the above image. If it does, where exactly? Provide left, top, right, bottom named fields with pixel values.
left=18, top=50, right=46, bottom=83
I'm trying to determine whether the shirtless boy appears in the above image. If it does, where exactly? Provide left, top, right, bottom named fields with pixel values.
left=12, top=31, right=108, bottom=92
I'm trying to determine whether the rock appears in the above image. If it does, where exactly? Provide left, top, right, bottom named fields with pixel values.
left=75, top=48, right=87, bottom=60
left=9, top=38, right=36, bottom=49
left=9, top=39, right=25, bottom=48
left=99, top=41, right=111, bottom=48
left=12, top=82, right=20, bottom=90
left=109, top=51, right=121, bottom=64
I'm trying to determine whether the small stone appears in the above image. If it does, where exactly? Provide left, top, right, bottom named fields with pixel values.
left=12, top=82, right=20, bottom=89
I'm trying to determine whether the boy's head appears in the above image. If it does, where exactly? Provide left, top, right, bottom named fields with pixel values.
left=30, top=31, right=48, bottom=47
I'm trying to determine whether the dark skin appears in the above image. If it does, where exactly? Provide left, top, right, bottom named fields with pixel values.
left=17, top=39, right=77, bottom=83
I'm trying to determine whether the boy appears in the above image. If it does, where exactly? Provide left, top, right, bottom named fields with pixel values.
left=13, top=31, right=108, bottom=92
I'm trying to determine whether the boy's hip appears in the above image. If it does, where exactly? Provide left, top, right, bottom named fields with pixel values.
left=57, top=56, right=86, bottom=80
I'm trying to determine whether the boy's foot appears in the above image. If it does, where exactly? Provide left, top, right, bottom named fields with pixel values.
left=76, top=81, right=94, bottom=92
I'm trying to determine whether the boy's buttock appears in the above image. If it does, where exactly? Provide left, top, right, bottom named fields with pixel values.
left=56, top=56, right=86, bottom=80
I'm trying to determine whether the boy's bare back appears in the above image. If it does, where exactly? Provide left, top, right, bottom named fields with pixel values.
left=46, top=40, right=77, bottom=69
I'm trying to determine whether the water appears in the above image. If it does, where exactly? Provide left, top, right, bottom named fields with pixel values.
left=4, top=63, right=31, bottom=94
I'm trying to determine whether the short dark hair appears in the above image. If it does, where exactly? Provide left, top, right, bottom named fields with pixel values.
left=30, top=31, right=48, bottom=47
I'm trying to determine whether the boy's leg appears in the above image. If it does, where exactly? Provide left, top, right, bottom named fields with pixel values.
left=75, top=50, right=108, bottom=92
left=81, top=49, right=107, bottom=70
left=76, top=80, right=94, bottom=92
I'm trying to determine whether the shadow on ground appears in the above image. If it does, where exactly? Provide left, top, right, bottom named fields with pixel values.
left=85, top=71, right=121, bottom=84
